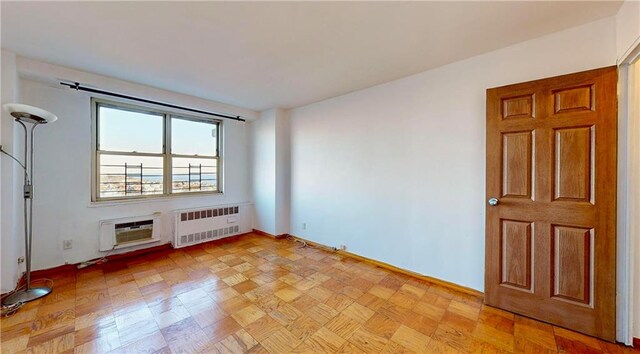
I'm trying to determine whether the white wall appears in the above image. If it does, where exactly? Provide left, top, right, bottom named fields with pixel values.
left=275, top=110, right=291, bottom=236
left=1, top=49, right=23, bottom=293
left=249, top=108, right=290, bottom=236
left=250, top=109, right=277, bottom=235
left=288, top=17, right=617, bottom=292
left=0, top=58, right=254, bottom=282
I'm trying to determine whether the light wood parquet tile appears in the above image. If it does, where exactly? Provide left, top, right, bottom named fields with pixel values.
left=209, top=329, right=258, bottom=354
left=220, top=294, right=253, bottom=314
left=392, top=324, right=432, bottom=352
left=260, top=327, right=301, bottom=353
left=364, top=312, right=401, bottom=340
left=201, top=315, right=243, bottom=344
left=341, top=302, right=375, bottom=324
left=514, top=315, right=557, bottom=352
left=403, top=314, right=439, bottom=337
left=274, top=286, right=302, bottom=302
left=0, top=335, right=29, bottom=354
left=117, top=317, right=159, bottom=347
left=348, top=327, right=389, bottom=352
left=413, top=299, right=447, bottom=322
left=117, top=330, right=167, bottom=354
left=306, top=285, right=333, bottom=302
left=425, top=337, right=465, bottom=354
left=73, top=318, right=118, bottom=347
left=381, top=339, right=417, bottom=354
left=432, top=323, right=478, bottom=353
left=231, top=304, right=266, bottom=327
left=305, top=326, right=345, bottom=352
left=1, top=232, right=635, bottom=353
left=324, top=313, right=361, bottom=340
left=72, top=326, right=120, bottom=354
left=242, top=314, right=282, bottom=342
left=306, top=302, right=339, bottom=325
left=286, top=315, right=322, bottom=342
left=471, top=322, right=514, bottom=352
left=24, top=332, right=74, bottom=354
left=27, top=322, right=75, bottom=348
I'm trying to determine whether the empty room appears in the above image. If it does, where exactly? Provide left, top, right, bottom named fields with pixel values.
left=1, top=1, right=640, bottom=353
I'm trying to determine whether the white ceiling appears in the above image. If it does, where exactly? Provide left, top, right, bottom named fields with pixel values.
left=1, top=1, right=622, bottom=111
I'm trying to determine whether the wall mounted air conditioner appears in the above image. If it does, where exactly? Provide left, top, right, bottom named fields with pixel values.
left=99, top=213, right=161, bottom=251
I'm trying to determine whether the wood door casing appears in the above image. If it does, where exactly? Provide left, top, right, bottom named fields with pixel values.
left=485, top=67, right=617, bottom=341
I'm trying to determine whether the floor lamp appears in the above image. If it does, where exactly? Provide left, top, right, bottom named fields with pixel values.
left=2, top=103, right=57, bottom=306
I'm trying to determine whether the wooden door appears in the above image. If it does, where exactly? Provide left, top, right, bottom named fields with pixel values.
left=485, top=66, right=617, bottom=341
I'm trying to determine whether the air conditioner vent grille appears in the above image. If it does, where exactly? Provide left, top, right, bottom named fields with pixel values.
left=115, top=228, right=153, bottom=244
left=100, top=214, right=161, bottom=251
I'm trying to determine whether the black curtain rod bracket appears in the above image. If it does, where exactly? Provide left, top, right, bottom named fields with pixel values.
left=60, top=82, right=246, bottom=122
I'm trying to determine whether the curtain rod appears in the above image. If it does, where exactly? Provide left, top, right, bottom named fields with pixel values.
left=60, top=82, right=246, bottom=122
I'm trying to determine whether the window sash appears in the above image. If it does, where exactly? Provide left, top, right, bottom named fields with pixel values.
left=92, top=99, right=222, bottom=202
left=97, top=151, right=165, bottom=198
left=170, top=115, right=219, bottom=157
left=170, top=155, right=219, bottom=194
left=96, top=103, right=165, bottom=154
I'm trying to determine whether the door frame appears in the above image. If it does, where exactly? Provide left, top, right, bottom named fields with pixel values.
left=617, top=39, right=640, bottom=345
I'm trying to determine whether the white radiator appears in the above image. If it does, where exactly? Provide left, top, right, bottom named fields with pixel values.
left=173, top=204, right=251, bottom=248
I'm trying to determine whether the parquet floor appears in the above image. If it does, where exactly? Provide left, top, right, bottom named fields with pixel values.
left=1, top=233, right=637, bottom=354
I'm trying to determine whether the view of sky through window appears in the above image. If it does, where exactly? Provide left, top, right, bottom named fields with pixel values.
left=99, top=106, right=163, bottom=153
left=172, top=117, right=218, bottom=156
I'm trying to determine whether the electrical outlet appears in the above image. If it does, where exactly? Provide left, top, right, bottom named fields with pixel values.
left=302, top=223, right=307, bottom=230
left=63, top=239, right=73, bottom=250
left=339, top=245, right=347, bottom=251
left=17, top=256, right=24, bottom=264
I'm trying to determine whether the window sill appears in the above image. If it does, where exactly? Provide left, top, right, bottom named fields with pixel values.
left=88, top=191, right=224, bottom=208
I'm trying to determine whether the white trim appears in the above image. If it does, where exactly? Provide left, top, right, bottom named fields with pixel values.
left=618, top=35, right=640, bottom=66
left=618, top=40, right=640, bottom=345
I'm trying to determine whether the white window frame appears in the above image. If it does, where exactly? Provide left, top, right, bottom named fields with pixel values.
left=91, top=98, right=222, bottom=202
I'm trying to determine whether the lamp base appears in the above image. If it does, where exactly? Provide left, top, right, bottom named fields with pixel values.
left=2, top=287, right=52, bottom=306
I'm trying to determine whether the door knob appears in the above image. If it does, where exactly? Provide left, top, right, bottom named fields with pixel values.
left=488, top=198, right=499, bottom=206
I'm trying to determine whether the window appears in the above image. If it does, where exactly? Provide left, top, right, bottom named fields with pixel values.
left=93, top=100, right=221, bottom=201
left=170, top=117, right=219, bottom=194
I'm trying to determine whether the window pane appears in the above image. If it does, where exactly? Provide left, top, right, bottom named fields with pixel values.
left=99, top=154, right=163, bottom=198
left=99, top=106, right=163, bottom=153
left=171, top=117, right=217, bottom=156
left=172, top=157, right=217, bottom=193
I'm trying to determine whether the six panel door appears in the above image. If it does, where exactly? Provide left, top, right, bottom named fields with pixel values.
left=485, top=66, right=617, bottom=341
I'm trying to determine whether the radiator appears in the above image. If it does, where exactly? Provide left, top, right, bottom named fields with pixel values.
left=173, top=204, right=251, bottom=248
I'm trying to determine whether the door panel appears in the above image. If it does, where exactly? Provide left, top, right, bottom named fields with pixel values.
left=500, top=219, right=533, bottom=291
left=502, top=131, right=533, bottom=198
left=502, top=94, right=535, bottom=119
left=551, top=225, right=593, bottom=305
left=485, top=66, right=617, bottom=341
left=553, top=85, right=594, bottom=113
left=553, top=126, right=594, bottom=202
